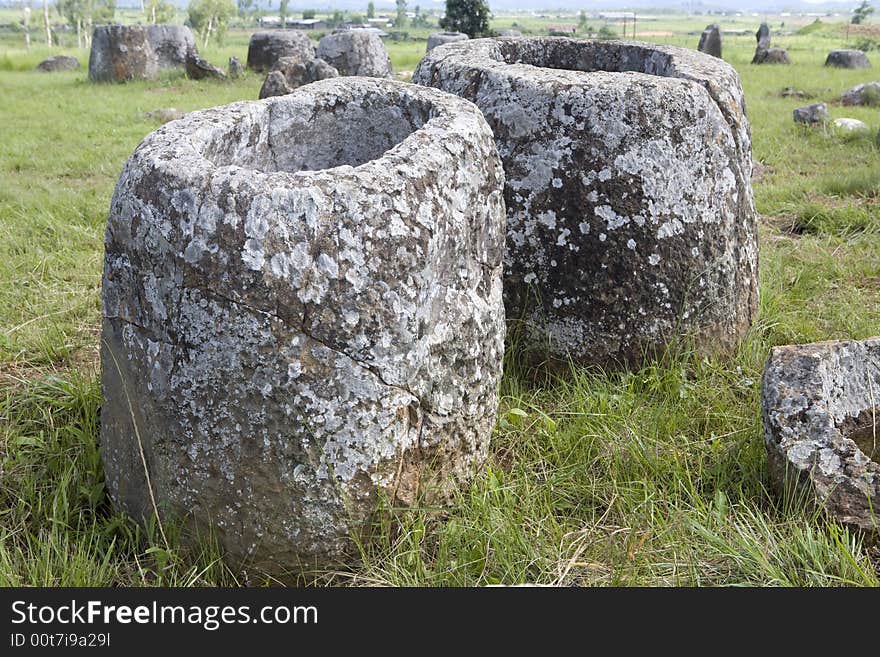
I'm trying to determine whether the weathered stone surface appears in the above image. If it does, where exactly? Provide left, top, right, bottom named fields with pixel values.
left=427, top=31, right=469, bottom=52
left=756, top=23, right=771, bottom=50
left=752, top=47, right=790, bottom=65
left=832, top=117, right=869, bottom=132
left=415, top=37, right=758, bottom=367
left=697, top=24, right=721, bottom=58
left=36, top=54, right=80, bottom=72
left=144, top=107, right=186, bottom=123
left=185, top=51, right=226, bottom=80
left=317, top=31, right=392, bottom=78
left=146, top=24, right=196, bottom=69
left=246, top=30, right=316, bottom=72
left=258, top=56, right=338, bottom=99
left=825, top=49, right=871, bottom=69
left=89, top=24, right=158, bottom=82
left=841, top=81, right=880, bottom=106
left=101, top=77, right=506, bottom=573
left=762, top=338, right=880, bottom=538
left=793, top=103, right=829, bottom=125
left=228, top=56, right=244, bottom=78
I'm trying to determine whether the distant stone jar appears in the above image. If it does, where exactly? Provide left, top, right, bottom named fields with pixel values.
left=246, top=30, right=316, bottom=72
left=697, top=24, right=721, bottom=58
left=89, top=24, right=158, bottom=82
left=415, top=37, right=759, bottom=368
left=825, top=49, right=871, bottom=69
left=427, top=31, right=469, bottom=52
left=146, top=24, right=196, bottom=69
left=317, top=31, right=392, bottom=77
left=762, top=338, right=880, bottom=539
left=101, top=78, right=506, bottom=573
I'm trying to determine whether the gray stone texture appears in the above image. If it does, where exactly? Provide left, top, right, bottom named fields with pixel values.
left=101, top=78, right=506, bottom=573
left=146, top=24, right=196, bottom=69
left=762, top=338, right=880, bottom=538
left=414, top=37, right=758, bottom=367
left=697, top=24, right=721, bottom=59
left=427, top=31, right=469, bottom=52
left=246, top=30, right=316, bottom=72
left=317, top=31, right=392, bottom=78
left=88, top=24, right=158, bottom=82
left=36, top=54, right=80, bottom=72
left=793, top=102, right=829, bottom=125
left=825, top=49, right=871, bottom=69
left=841, top=81, right=880, bottom=106
left=185, top=51, right=226, bottom=80
left=258, top=56, right=339, bottom=99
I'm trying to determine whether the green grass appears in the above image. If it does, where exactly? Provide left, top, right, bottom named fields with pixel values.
left=1, top=18, right=879, bottom=586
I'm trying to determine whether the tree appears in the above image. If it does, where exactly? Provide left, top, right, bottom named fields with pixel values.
left=236, top=0, right=253, bottom=18
left=439, top=0, right=489, bottom=37
left=145, top=0, right=175, bottom=23
left=330, top=9, right=343, bottom=27
left=302, top=8, right=315, bottom=19
left=366, top=1, right=374, bottom=19
left=56, top=0, right=115, bottom=48
left=278, top=0, right=288, bottom=27
left=852, top=0, right=874, bottom=24
left=394, top=0, right=407, bottom=28
left=187, top=0, right=235, bottom=47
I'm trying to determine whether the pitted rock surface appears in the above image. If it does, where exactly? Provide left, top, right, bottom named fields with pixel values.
left=101, top=77, right=506, bottom=572
left=697, top=24, right=721, bottom=58
left=825, top=49, right=871, bottom=69
left=258, top=56, right=339, bottom=99
left=427, top=32, right=469, bottom=52
left=317, top=31, right=392, bottom=78
left=752, top=47, right=790, bottom=65
left=89, top=24, right=158, bottom=82
left=414, top=37, right=758, bottom=367
left=146, top=24, right=196, bottom=69
left=762, top=338, right=880, bottom=538
left=246, top=30, right=316, bottom=72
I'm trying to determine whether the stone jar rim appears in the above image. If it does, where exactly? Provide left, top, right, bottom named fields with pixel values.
left=126, top=77, right=492, bottom=187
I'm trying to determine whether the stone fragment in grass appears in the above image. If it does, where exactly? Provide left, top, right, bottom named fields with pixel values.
left=793, top=103, right=829, bottom=125
left=228, top=56, right=244, bottom=78
left=752, top=47, right=790, bottom=65
left=415, top=37, right=758, bottom=368
left=144, top=107, right=186, bottom=123
left=35, top=55, right=79, bottom=72
left=762, top=338, right=880, bottom=539
left=841, top=81, right=880, bottom=106
left=832, top=118, right=869, bottom=133
left=101, top=78, right=506, bottom=573
left=185, top=52, right=226, bottom=80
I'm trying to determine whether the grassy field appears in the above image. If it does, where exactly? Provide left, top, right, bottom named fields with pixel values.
left=1, top=16, right=879, bottom=586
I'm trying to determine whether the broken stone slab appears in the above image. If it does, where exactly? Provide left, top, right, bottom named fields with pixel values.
left=146, top=24, right=196, bottom=70
left=752, top=47, right=791, bottom=65
left=697, top=24, right=721, bottom=59
left=185, top=51, right=226, bottom=80
left=825, top=49, right=871, bottom=69
left=258, top=56, right=338, bottom=99
left=793, top=103, right=829, bottom=125
left=762, top=338, right=880, bottom=538
left=101, top=77, right=506, bottom=574
left=841, top=81, right=880, bottom=106
left=427, top=31, right=469, bottom=52
left=498, top=29, right=522, bottom=37
left=317, top=31, right=392, bottom=78
left=36, top=54, right=80, bottom=72
left=246, top=30, right=316, bottom=72
left=415, top=37, right=758, bottom=368
left=89, top=24, right=158, bottom=82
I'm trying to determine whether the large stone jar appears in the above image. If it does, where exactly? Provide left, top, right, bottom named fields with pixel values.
left=415, top=37, right=758, bottom=367
left=246, top=30, right=316, bottom=72
left=101, top=78, right=506, bottom=573
left=89, top=24, right=158, bottom=82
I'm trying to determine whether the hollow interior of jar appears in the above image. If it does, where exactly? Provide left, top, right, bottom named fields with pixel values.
left=496, top=39, right=676, bottom=77
left=201, top=90, right=435, bottom=173
left=839, top=408, right=879, bottom=463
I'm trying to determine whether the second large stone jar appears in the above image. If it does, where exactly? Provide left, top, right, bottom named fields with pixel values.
left=415, top=37, right=759, bottom=367
left=101, top=78, right=506, bottom=573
